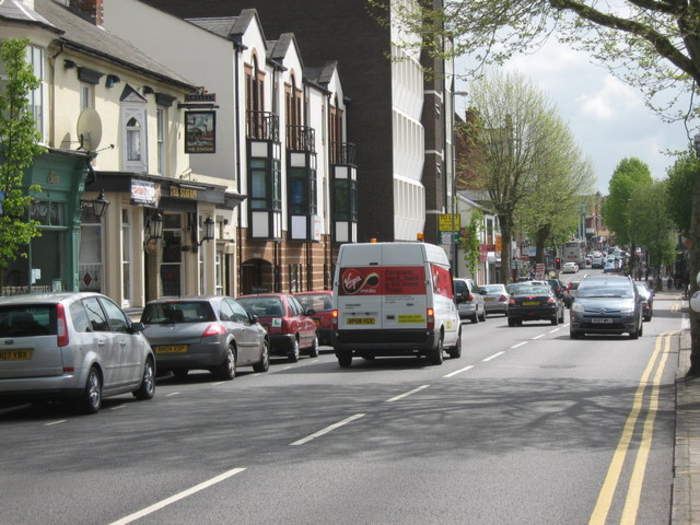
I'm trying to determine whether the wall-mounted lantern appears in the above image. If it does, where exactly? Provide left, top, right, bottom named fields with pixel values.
left=198, top=216, right=215, bottom=246
left=80, top=189, right=110, bottom=220
left=146, top=210, right=163, bottom=242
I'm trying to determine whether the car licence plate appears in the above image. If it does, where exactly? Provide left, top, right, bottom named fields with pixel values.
left=347, top=318, right=375, bottom=325
left=484, top=297, right=496, bottom=302
left=0, top=349, right=32, bottom=361
left=522, top=301, right=539, bottom=306
left=591, top=318, right=614, bottom=324
left=156, top=345, right=188, bottom=354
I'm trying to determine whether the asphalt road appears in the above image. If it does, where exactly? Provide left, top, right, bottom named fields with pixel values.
left=0, top=269, right=686, bottom=524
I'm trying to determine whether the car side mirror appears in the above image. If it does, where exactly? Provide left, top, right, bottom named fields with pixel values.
left=305, top=308, right=316, bottom=316
left=249, top=313, right=259, bottom=324
left=129, top=322, right=144, bottom=334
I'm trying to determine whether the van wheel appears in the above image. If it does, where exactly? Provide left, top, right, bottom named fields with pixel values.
left=471, top=313, right=479, bottom=324
left=133, top=358, right=155, bottom=400
left=308, top=336, right=320, bottom=358
left=430, top=335, right=444, bottom=365
left=337, top=351, right=352, bottom=368
left=447, top=329, right=462, bottom=359
left=288, top=338, right=300, bottom=362
left=76, top=366, right=102, bottom=414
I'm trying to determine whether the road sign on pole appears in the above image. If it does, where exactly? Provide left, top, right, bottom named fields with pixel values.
left=438, top=214, right=461, bottom=232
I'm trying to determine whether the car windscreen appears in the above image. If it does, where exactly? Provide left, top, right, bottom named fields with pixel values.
left=512, top=286, right=550, bottom=296
left=236, top=297, right=284, bottom=317
left=453, top=280, right=468, bottom=294
left=295, top=294, right=333, bottom=312
left=0, top=304, right=57, bottom=337
left=141, top=302, right=216, bottom=324
left=483, top=285, right=505, bottom=293
left=576, top=284, right=634, bottom=298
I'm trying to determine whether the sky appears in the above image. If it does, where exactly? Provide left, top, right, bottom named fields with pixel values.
left=455, top=39, right=694, bottom=194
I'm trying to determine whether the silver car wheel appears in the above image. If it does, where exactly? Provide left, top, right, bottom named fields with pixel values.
left=87, top=369, right=101, bottom=411
left=142, top=361, right=154, bottom=396
left=226, top=348, right=235, bottom=377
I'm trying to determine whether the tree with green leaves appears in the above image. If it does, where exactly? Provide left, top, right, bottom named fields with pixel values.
left=601, top=158, right=653, bottom=270
left=461, top=209, right=483, bottom=278
left=0, top=39, right=44, bottom=287
left=369, top=0, right=699, bottom=123
left=628, top=180, right=676, bottom=286
left=665, top=150, right=699, bottom=236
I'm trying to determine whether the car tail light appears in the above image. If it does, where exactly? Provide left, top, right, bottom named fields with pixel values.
left=56, top=303, right=69, bottom=347
left=331, top=309, right=338, bottom=329
left=466, top=295, right=474, bottom=302
left=547, top=297, right=556, bottom=304
left=281, top=318, right=291, bottom=333
left=202, top=323, right=226, bottom=337
left=426, top=307, right=435, bottom=331
left=509, top=299, right=516, bottom=305
left=499, top=295, right=507, bottom=302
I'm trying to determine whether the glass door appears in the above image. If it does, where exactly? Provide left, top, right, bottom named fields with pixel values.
left=160, top=213, right=182, bottom=297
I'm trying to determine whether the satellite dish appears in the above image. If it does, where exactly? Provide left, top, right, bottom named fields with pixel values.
left=76, top=108, right=102, bottom=151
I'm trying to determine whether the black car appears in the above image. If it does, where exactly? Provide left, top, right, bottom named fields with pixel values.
left=634, top=281, right=654, bottom=321
left=507, top=283, right=565, bottom=327
left=547, top=278, right=565, bottom=298
left=569, top=275, right=644, bottom=339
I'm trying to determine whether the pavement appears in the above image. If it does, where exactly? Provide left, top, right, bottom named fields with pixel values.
left=672, top=306, right=699, bottom=524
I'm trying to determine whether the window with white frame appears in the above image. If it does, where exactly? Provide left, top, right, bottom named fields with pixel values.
left=157, top=107, right=166, bottom=175
left=120, top=86, right=148, bottom=173
left=25, top=45, right=45, bottom=141
left=126, top=117, right=142, bottom=162
left=80, top=82, right=94, bottom=112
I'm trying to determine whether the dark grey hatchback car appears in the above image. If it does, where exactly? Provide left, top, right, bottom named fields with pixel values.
left=569, top=276, right=644, bottom=339
left=141, top=297, right=269, bottom=380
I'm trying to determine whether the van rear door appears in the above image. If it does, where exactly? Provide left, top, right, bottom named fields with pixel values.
left=380, top=244, right=428, bottom=330
left=337, top=244, right=383, bottom=330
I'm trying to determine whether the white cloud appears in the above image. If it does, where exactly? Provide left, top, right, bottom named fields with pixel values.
left=576, top=75, right=643, bottom=121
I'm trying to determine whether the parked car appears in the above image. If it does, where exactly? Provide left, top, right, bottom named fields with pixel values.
left=562, top=262, right=579, bottom=274
left=237, top=293, right=318, bottom=362
left=479, top=284, right=509, bottom=316
left=634, top=281, right=654, bottom=321
left=569, top=275, right=644, bottom=339
left=0, top=293, right=155, bottom=414
left=547, top=279, right=566, bottom=299
left=294, top=291, right=334, bottom=346
left=453, top=278, right=486, bottom=323
left=507, top=283, right=565, bottom=326
left=141, top=297, right=269, bottom=380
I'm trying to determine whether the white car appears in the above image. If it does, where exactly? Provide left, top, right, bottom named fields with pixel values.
left=562, top=262, right=579, bottom=273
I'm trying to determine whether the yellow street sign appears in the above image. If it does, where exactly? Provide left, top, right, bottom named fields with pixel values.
left=439, top=214, right=461, bottom=232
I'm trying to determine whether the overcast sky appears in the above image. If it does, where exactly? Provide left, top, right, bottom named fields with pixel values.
left=455, top=39, right=694, bottom=194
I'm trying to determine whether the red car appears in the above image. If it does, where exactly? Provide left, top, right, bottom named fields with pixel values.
left=236, top=293, right=318, bottom=362
left=294, top=291, right=334, bottom=346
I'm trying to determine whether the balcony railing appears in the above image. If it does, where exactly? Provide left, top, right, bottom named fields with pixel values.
left=287, top=125, right=315, bottom=152
left=330, top=142, right=357, bottom=166
left=247, top=111, right=279, bottom=142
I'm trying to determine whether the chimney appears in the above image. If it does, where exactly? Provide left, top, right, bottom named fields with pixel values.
left=69, top=0, right=103, bottom=25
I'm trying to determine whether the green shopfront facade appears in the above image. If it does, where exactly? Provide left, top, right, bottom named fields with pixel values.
left=2, top=149, right=90, bottom=295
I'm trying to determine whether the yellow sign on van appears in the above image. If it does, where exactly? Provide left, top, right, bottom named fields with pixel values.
left=398, top=314, right=425, bottom=323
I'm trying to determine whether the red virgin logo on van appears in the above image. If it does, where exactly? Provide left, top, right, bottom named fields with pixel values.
left=340, top=268, right=381, bottom=295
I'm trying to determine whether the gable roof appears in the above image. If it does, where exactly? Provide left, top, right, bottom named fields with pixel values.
left=304, top=61, right=337, bottom=86
left=266, top=33, right=302, bottom=68
left=34, top=0, right=196, bottom=91
left=186, top=8, right=264, bottom=41
left=0, top=0, right=60, bottom=32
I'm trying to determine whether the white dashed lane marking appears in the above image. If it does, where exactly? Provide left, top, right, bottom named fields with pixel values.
left=290, top=413, right=366, bottom=446
left=44, top=419, right=67, bottom=426
left=443, top=365, right=474, bottom=378
left=386, top=384, right=430, bottom=403
left=482, top=351, right=505, bottom=362
left=511, top=341, right=528, bottom=349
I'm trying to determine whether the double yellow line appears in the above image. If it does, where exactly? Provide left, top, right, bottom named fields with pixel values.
left=589, top=330, right=677, bottom=525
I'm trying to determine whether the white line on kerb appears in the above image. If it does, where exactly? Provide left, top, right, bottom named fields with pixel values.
left=110, top=404, right=126, bottom=411
left=44, top=419, right=67, bottom=426
left=386, top=384, right=430, bottom=403
left=290, top=413, right=366, bottom=446
left=212, top=381, right=226, bottom=386
left=482, top=351, right=505, bottom=362
left=443, top=365, right=474, bottom=378
left=532, top=334, right=545, bottom=340
left=108, top=467, right=246, bottom=525
left=549, top=328, right=561, bottom=333
left=166, top=392, right=180, bottom=397
left=511, top=341, right=528, bottom=349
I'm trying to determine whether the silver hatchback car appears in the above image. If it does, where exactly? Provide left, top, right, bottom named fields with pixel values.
left=0, top=293, right=155, bottom=414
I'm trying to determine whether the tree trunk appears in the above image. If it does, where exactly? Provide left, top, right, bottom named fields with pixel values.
left=689, top=179, right=700, bottom=375
left=535, top=225, right=550, bottom=264
left=499, top=216, right=513, bottom=284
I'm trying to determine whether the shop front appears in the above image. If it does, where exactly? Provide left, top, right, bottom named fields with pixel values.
left=1, top=149, right=91, bottom=295
left=84, top=172, right=243, bottom=308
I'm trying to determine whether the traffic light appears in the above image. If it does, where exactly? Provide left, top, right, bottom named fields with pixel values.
left=555, top=257, right=561, bottom=269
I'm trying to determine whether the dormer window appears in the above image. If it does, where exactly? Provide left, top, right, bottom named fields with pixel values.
left=126, top=117, right=141, bottom=162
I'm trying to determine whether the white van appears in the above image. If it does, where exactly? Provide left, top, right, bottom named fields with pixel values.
left=331, top=242, right=461, bottom=367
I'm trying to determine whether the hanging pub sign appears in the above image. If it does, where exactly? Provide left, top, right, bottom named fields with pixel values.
left=185, top=111, right=216, bottom=154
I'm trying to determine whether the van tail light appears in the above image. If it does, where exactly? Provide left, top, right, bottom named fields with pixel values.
left=499, top=295, right=507, bottom=302
left=202, top=323, right=226, bottom=337
left=547, top=297, right=556, bottom=304
left=331, top=309, right=338, bottom=329
left=56, top=303, right=69, bottom=347
left=426, top=308, right=435, bottom=331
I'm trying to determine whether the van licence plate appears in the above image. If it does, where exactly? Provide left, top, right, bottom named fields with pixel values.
left=347, top=318, right=375, bottom=325
left=156, top=345, right=188, bottom=353
left=0, top=349, right=32, bottom=361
